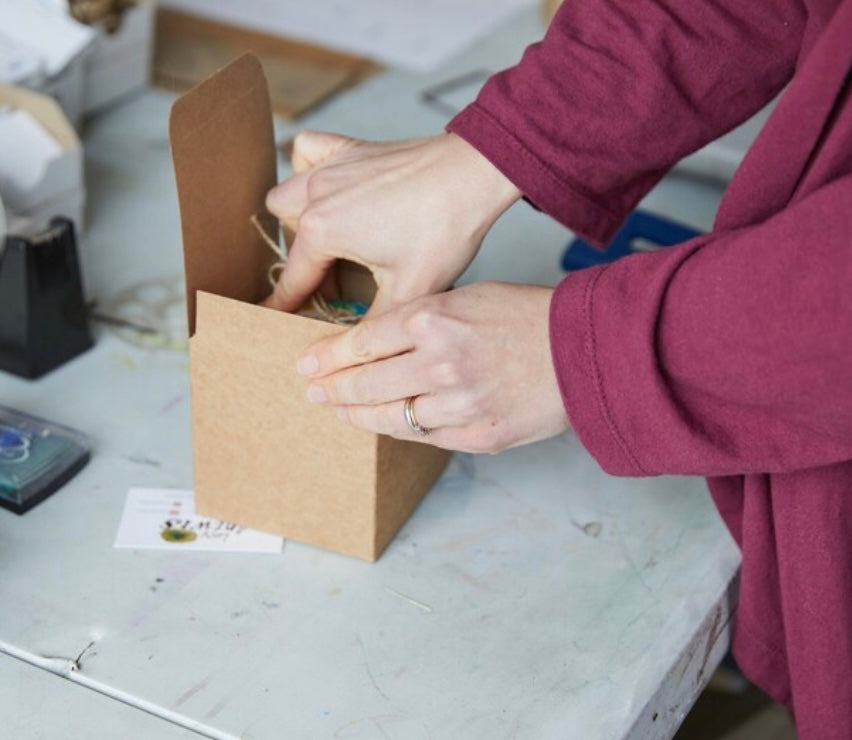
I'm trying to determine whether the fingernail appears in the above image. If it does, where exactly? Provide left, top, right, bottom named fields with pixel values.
left=297, top=355, right=319, bottom=375
left=306, top=385, right=327, bottom=404
left=336, top=408, right=348, bottom=423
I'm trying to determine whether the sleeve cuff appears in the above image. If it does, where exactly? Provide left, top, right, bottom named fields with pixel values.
left=448, top=103, right=623, bottom=246
left=549, top=266, right=648, bottom=476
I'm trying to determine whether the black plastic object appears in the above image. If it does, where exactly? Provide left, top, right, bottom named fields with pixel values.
left=0, top=217, right=93, bottom=379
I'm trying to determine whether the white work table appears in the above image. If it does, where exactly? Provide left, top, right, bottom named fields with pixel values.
left=0, top=652, right=199, bottom=739
left=0, top=9, right=739, bottom=740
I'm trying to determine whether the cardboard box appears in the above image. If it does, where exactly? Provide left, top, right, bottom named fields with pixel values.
left=0, top=83, right=85, bottom=232
left=170, top=54, right=450, bottom=561
left=81, top=0, right=155, bottom=115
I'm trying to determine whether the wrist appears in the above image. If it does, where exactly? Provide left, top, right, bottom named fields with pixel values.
left=445, top=132, right=522, bottom=222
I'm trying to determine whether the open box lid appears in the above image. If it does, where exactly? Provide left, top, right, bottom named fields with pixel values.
left=169, top=53, right=278, bottom=336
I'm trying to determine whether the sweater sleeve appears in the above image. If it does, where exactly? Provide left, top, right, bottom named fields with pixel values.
left=550, top=174, right=852, bottom=478
left=447, top=0, right=805, bottom=245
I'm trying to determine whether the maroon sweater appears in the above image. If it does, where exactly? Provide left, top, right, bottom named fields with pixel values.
left=449, top=0, right=852, bottom=735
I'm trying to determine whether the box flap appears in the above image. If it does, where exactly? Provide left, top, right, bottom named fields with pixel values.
left=169, top=53, right=277, bottom=335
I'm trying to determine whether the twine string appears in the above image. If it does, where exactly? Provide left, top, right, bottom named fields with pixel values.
left=251, top=214, right=361, bottom=325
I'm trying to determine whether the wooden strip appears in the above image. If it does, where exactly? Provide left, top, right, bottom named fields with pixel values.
left=153, top=8, right=380, bottom=119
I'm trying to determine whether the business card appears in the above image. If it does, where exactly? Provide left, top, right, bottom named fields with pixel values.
left=115, top=488, right=283, bottom=553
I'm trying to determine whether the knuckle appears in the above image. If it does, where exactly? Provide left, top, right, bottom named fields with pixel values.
left=297, top=206, right=326, bottom=244
left=457, top=401, right=481, bottom=424
left=345, top=405, right=385, bottom=436
left=336, top=405, right=353, bottom=426
left=348, top=368, right=377, bottom=405
left=304, top=168, right=331, bottom=200
left=342, top=404, right=373, bottom=432
left=430, top=360, right=460, bottom=388
left=320, top=377, right=340, bottom=404
left=404, top=307, right=439, bottom=338
left=348, top=321, right=373, bottom=360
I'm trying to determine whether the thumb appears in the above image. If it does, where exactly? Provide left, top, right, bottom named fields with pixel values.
left=261, top=234, right=333, bottom=312
left=291, top=130, right=354, bottom=173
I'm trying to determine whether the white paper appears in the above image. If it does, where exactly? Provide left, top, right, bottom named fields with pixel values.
left=115, top=488, right=283, bottom=553
left=0, top=34, right=44, bottom=85
left=158, top=0, right=536, bottom=72
left=0, top=0, right=95, bottom=77
left=0, top=107, right=62, bottom=198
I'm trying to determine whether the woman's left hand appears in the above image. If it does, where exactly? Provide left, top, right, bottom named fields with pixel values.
left=296, top=282, right=571, bottom=454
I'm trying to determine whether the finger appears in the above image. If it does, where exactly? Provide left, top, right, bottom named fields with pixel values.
left=337, top=400, right=494, bottom=453
left=307, top=353, right=425, bottom=407
left=338, top=395, right=449, bottom=441
left=262, top=234, right=333, bottom=312
left=298, top=311, right=414, bottom=377
left=265, top=171, right=310, bottom=234
left=291, top=130, right=354, bottom=173
left=318, top=266, right=341, bottom=302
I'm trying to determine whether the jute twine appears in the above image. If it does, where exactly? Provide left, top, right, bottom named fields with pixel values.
left=251, top=214, right=362, bottom=325
left=69, top=0, right=137, bottom=33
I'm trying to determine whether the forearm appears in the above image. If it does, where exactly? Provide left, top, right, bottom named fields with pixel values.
left=449, top=0, right=805, bottom=244
left=552, top=175, right=852, bottom=477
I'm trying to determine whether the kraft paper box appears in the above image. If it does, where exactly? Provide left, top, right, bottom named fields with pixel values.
left=170, top=54, right=450, bottom=561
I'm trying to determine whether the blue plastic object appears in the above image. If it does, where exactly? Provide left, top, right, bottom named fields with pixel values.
left=561, top=210, right=702, bottom=272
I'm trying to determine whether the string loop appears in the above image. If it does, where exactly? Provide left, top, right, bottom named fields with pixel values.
left=251, top=213, right=361, bottom=325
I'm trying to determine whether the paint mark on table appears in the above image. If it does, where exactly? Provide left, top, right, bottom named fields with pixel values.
left=125, top=454, right=162, bottom=468
left=159, top=394, right=184, bottom=414
left=356, top=637, right=390, bottom=702
left=384, top=586, right=433, bottom=613
left=175, top=676, right=211, bottom=707
left=572, top=520, right=603, bottom=538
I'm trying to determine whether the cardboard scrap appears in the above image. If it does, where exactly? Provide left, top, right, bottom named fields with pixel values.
left=170, top=54, right=449, bottom=561
left=155, top=8, right=379, bottom=120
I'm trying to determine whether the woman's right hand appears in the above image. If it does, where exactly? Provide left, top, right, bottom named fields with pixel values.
left=263, top=131, right=522, bottom=317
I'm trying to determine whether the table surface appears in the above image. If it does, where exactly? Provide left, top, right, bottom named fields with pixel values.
left=0, top=652, right=198, bottom=739
left=0, top=9, right=740, bottom=740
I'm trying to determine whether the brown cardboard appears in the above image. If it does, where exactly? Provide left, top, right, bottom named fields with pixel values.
left=170, top=54, right=450, bottom=561
left=155, top=8, right=378, bottom=119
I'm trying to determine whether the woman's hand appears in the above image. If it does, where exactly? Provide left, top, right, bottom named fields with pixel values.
left=263, top=131, right=521, bottom=317
left=295, top=282, right=571, bottom=454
